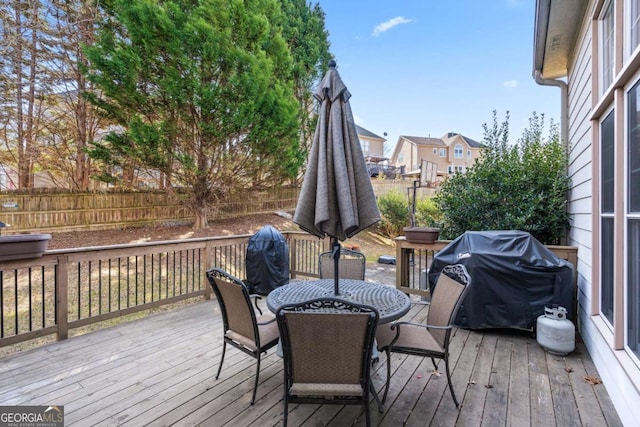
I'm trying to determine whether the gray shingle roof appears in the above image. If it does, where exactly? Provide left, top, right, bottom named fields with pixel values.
left=356, top=125, right=385, bottom=140
left=400, top=135, right=446, bottom=147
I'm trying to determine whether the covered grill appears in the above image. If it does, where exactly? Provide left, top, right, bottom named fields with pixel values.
left=244, top=225, right=289, bottom=295
left=429, top=230, right=574, bottom=330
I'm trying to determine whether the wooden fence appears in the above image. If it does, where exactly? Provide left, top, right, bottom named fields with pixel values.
left=0, top=181, right=430, bottom=234
left=0, top=187, right=300, bottom=234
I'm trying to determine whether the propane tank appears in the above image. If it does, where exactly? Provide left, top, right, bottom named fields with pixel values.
left=536, top=306, right=575, bottom=355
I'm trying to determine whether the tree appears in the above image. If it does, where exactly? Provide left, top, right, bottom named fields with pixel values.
left=0, top=0, right=53, bottom=188
left=434, top=111, right=571, bottom=245
left=277, top=0, right=332, bottom=164
left=84, top=0, right=303, bottom=228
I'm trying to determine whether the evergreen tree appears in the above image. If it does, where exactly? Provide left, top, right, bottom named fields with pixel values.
left=84, top=0, right=303, bottom=228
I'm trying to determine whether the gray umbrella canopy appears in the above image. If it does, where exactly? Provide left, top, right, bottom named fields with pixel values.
left=294, top=61, right=381, bottom=242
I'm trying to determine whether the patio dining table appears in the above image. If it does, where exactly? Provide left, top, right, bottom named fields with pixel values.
left=266, top=278, right=411, bottom=324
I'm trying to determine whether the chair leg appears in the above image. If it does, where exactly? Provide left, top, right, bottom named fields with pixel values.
left=283, top=371, right=289, bottom=427
left=444, top=355, right=459, bottom=407
left=364, top=399, right=371, bottom=427
left=251, top=353, right=261, bottom=405
left=216, top=341, right=227, bottom=380
left=381, top=349, right=392, bottom=404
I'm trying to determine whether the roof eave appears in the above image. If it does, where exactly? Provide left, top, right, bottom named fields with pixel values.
left=533, top=0, right=586, bottom=80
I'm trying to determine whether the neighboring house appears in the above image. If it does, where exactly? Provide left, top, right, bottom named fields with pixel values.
left=355, top=124, right=386, bottom=159
left=533, top=1, right=640, bottom=424
left=390, top=132, right=483, bottom=183
left=355, top=125, right=397, bottom=178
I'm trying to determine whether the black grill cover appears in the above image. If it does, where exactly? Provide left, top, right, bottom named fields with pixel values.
left=245, top=225, right=289, bottom=295
left=428, top=230, right=574, bottom=330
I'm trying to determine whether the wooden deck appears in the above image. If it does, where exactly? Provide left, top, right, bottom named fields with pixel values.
left=0, top=296, right=623, bottom=426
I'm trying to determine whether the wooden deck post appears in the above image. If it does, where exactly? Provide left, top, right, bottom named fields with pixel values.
left=56, top=255, right=69, bottom=341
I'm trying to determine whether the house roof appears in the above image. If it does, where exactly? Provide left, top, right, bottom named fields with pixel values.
left=533, top=0, right=587, bottom=79
left=400, top=135, right=445, bottom=147
left=356, top=125, right=386, bottom=141
left=461, top=136, right=482, bottom=148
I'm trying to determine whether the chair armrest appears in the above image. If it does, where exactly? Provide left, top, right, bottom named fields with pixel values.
left=387, top=321, right=453, bottom=346
left=257, top=317, right=276, bottom=326
left=249, top=294, right=264, bottom=315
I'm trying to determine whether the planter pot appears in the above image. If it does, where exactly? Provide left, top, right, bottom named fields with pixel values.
left=0, top=234, right=51, bottom=261
left=403, top=227, right=440, bottom=244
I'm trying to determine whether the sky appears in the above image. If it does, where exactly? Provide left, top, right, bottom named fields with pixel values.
left=314, top=0, right=560, bottom=154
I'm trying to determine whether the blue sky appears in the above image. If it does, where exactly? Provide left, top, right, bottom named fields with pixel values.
left=315, top=0, right=560, bottom=153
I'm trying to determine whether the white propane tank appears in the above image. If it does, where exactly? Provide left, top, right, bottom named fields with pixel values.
left=536, top=306, right=575, bottom=355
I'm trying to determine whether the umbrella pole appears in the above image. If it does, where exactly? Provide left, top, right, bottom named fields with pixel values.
left=332, top=237, right=341, bottom=295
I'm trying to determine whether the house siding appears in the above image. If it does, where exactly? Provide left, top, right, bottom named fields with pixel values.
left=561, top=2, right=640, bottom=424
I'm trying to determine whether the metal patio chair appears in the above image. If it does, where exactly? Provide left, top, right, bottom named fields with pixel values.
left=376, top=263, right=472, bottom=407
left=276, top=298, right=379, bottom=427
left=318, top=248, right=366, bottom=280
left=206, top=267, right=280, bottom=405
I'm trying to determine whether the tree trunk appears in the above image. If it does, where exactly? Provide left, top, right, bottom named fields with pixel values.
left=192, top=210, right=208, bottom=229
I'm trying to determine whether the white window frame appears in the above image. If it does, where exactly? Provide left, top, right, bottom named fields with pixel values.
left=454, top=144, right=463, bottom=159
left=628, top=0, right=640, bottom=59
left=625, top=77, right=640, bottom=366
left=600, top=1, right=615, bottom=94
left=467, top=150, right=471, bottom=160
left=600, top=108, right=616, bottom=329
left=439, top=148, right=446, bottom=157
left=433, top=148, right=437, bottom=154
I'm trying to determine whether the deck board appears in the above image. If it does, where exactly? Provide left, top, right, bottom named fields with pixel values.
left=0, top=295, right=624, bottom=426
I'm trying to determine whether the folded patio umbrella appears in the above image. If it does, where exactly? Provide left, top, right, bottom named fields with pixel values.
left=293, top=60, right=380, bottom=294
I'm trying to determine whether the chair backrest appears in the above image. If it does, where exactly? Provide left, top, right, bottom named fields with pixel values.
left=206, top=268, right=258, bottom=345
left=318, top=249, right=366, bottom=280
left=276, top=298, right=378, bottom=393
left=427, top=264, right=471, bottom=346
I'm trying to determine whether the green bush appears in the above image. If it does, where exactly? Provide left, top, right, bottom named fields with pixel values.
left=415, top=197, right=442, bottom=228
left=376, top=191, right=409, bottom=238
left=434, top=111, right=571, bottom=245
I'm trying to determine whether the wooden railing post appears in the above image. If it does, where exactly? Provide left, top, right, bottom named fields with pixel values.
left=56, top=255, right=69, bottom=341
left=203, top=242, right=213, bottom=300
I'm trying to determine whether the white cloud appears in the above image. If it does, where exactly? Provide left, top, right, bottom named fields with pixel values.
left=372, top=16, right=413, bottom=37
left=503, top=80, right=518, bottom=89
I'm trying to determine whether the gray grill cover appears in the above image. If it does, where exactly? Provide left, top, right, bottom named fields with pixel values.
left=245, top=225, right=289, bottom=295
left=429, top=230, right=574, bottom=330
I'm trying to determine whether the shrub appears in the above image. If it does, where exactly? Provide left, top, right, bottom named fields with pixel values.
left=376, top=191, right=409, bottom=238
left=415, top=197, right=442, bottom=228
left=434, top=111, right=571, bottom=245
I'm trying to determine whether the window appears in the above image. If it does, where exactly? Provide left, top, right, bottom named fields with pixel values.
left=447, top=165, right=452, bottom=174
left=628, top=81, right=640, bottom=359
left=361, top=140, right=369, bottom=153
left=630, top=0, right=640, bottom=56
left=454, top=144, right=463, bottom=159
left=601, top=1, right=615, bottom=93
left=455, top=165, right=465, bottom=173
left=467, top=150, right=471, bottom=160
left=601, top=110, right=615, bottom=324
left=433, top=148, right=437, bottom=154
left=439, top=148, right=446, bottom=157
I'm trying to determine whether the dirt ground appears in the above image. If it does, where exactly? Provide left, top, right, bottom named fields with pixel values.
left=46, top=212, right=397, bottom=260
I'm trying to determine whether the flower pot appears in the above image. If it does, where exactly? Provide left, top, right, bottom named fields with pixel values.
left=403, top=227, right=440, bottom=244
left=0, top=234, right=51, bottom=261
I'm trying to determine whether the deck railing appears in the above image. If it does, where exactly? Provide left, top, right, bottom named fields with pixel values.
left=0, top=231, right=329, bottom=348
